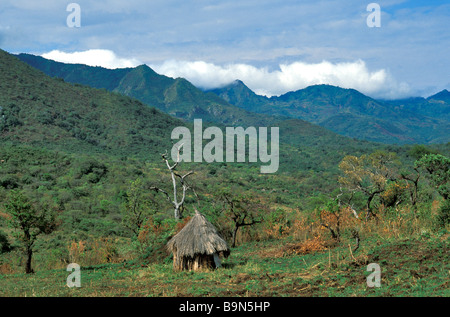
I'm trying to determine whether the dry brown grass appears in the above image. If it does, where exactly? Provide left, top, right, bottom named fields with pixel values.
left=0, top=263, right=12, bottom=274
left=66, top=238, right=122, bottom=266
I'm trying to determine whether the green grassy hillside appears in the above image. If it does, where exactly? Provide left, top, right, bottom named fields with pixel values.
left=0, top=49, right=448, bottom=298
left=2, top=51, right=184, bottom=159
left=14, top=51, right=407, bottom=171
left=1, top=235, right=448, bottom=297
left=16, top=53, right=281, bottom=127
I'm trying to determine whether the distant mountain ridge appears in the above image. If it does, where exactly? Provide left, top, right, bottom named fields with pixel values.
left=428, top=89, right=450, bottom=103
left=3, top=49, right=393, bottom=176
left=1, top=49, right=181, bottom=158
left=16, top=53, right=450, bottom=144
left=209, top=80, right=450, bottom=144
left=16, top=53, right=280, bottom=128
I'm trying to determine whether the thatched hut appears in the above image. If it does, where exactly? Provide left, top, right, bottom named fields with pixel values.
left=166, top=209, right=230, bottom=272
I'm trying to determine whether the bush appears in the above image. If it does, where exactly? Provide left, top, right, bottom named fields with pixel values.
left=76, top=159, right=108, bottom=183
left=436, top=200, right=450, bottom=228
left=263, top=208, right=291, bottom=239
left=0, top=230, right=11, bottom=253
left=0, top=175, right=20, bottom=189
left=135, top=216, right=180, bottom=262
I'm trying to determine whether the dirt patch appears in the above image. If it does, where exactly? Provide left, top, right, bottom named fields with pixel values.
left=232, top=273, right=253, bottom=284
left=254, top=237, right=331, bottom=259
left=367, top=240, right=449, bottom=267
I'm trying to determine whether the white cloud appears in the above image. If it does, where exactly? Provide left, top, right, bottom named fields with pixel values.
left=152, top=59, right=411, bottom=99
left=41, top=49, right=141, bottom=69
left=40, top=49, right=411, bottom=99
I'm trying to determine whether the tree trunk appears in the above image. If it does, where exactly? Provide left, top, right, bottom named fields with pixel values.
left=23, top=229, right=35, bottom=274
left=25, top=246, right=34, bottom=274
left=411, top=179, right=418, bottom=209
left=366, top=191, right=379, bottom=220
left=174, top=206, right=181, bottom=220
left=231, top=225, right=239, bottom=248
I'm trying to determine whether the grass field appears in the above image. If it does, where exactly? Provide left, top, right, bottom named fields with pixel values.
left=1, top=234, right=448, bottom=297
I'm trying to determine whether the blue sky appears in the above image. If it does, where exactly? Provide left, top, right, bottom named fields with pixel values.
left=0, top=0, right=448, bottom=98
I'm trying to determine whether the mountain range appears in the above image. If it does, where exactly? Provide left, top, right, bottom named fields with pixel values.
left=209, top=80, right=449, bottom=144
left=15, top=53, right=278, bottom=128
left=11, top=52, right=450, bottom=145
left=0, top=49, right=180, bottom=158
left=3, top=48, right=410, bottom=178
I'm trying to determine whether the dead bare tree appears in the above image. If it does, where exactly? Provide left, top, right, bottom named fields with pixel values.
left=150, top=146, right=194, bottom=219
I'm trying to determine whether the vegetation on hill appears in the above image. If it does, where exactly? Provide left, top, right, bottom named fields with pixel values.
left=16, top=53, right=281, bottom=127
left=2, top=50, right=184, bottom=159
left=210, top=81, right=450, bottom=144
left=0, top=49, right=448, bottom=297
left=18, top=53, right=449, bottom=145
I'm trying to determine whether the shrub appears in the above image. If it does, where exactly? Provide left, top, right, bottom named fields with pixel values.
left=76, top=159, right=108, bottom=181
left=135, top=216, right=180, bottom=261
left=263, top=208, right=291, bottom=239
left=0, top=230, right=11, bottom=253
left=67, top=238, right=120, bottom=266
left=0, top=175, right=20, bottom=189
left=436, top=200, right=450, bottom=228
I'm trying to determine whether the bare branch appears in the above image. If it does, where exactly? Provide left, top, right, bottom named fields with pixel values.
left=153, top=145, right=194, bottom=219
left=149, top=186, right=171, bottom=203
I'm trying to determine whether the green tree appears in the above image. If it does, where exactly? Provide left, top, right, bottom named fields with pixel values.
left=4, top=190, right=57, bottom=273
left=408, top=144, right=439, bottom=160
left=400, top=166, right=420, bottom=209
left=220, top=191, right=263, bottom=248
left=415, top=154, right=450, bottom=200
left=339, top=151, right=400, bottom=220
left=121, top=178, right=156, bottom=235
left=416, top=154, right=450, bottom=227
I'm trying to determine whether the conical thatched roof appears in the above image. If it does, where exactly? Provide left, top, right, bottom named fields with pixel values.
left=166, top=209, right=230, bottom=259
